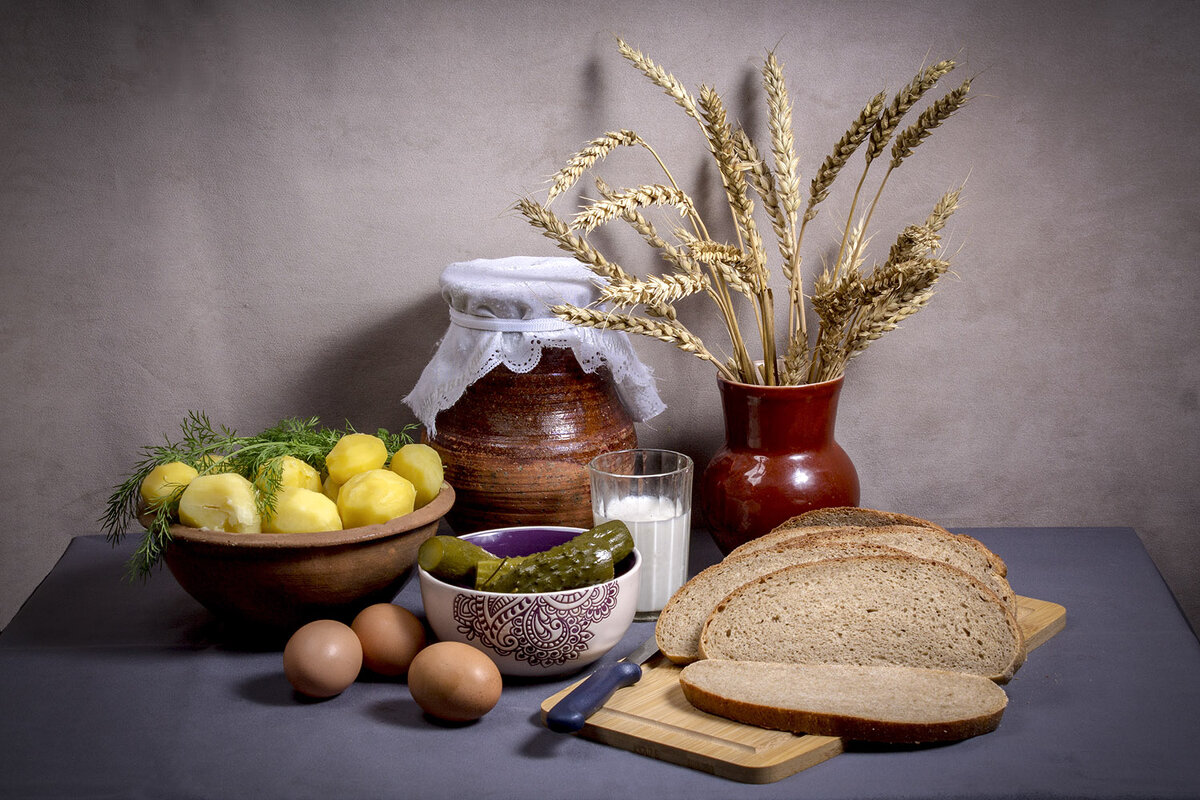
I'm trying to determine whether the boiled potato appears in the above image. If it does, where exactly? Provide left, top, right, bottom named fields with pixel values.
left=178, top=473, right=262, bottom=533
left=263, top=487, right=342, bottom=533
left=389, top=443, right=444, bottom=509
left=324, top=433, right=388, bottom=485
left=322, top=474, right=342, bottom=503
left=139, top=462, right=198, bottom=508
left=337, top=469, right=415, bottom=528
left=254, top=455, right=322, bottom=494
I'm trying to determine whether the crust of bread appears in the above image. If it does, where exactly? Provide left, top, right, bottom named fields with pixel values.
left=770, top=507, right=1008, bottom=578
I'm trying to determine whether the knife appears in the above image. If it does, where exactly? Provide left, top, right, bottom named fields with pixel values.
left=545, top=632, right=660, bottom=733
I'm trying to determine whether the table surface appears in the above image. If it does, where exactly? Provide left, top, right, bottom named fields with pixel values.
left=2, top=526, right=1198, bottom=800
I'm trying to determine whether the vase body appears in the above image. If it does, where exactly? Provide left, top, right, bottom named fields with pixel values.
left=700, top=375, right=860, bottom=554
left=427, top=348, right=637, bottom=533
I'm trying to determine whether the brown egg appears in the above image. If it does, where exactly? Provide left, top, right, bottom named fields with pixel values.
left=351, top=603, right=427, bottom=677
left=407, top=641, right=503, bottom=722
left=282, top=619, right=363, bottom=698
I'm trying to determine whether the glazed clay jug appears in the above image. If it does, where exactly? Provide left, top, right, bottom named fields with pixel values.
left=404, top=256, right=665, bottom=533
left=700, top=375, right=860, bottom=553
left=428, top=347, right=637, bottom=532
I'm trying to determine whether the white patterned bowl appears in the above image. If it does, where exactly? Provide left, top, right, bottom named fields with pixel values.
left=418, top=526, right=640, bottom=677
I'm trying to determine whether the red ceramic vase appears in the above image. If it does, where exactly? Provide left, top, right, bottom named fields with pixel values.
left=700, top=375, right=860, bottom=554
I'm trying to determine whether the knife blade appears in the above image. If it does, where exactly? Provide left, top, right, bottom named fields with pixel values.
left=545, top=632, right=660, bottom=733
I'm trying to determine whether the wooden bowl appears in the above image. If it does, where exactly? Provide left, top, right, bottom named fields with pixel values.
left=162, top=483, right=455, bottom=630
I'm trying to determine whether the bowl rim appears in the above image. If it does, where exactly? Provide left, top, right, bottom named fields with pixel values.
left=418, top=524, right=641, bottom=598
left=166, top=482, right=455, bottom=549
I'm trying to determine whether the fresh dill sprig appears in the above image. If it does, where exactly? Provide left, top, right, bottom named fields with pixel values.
left=102, top=412, right=418, bottom=580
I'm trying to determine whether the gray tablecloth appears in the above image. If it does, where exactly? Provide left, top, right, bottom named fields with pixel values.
left=2, top=527, right=1198, bottom=799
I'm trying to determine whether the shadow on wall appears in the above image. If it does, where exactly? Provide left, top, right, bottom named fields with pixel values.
left=285, top=289, right=447, bottom=435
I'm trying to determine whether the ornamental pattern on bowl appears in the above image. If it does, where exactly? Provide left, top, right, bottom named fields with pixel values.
left=452, top=583, right=620, bottom=668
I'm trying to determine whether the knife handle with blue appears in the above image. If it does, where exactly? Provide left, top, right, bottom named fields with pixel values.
left=545, top=659, right=645, bottom=733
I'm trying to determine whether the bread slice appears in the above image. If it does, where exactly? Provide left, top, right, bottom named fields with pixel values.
left=773, top=506, right=1008, bottom=577
left=678, top=660, right=1008, bottom=743
left=655, top=541, right=908, bottom=664
left=698, top=555, right=1026, bottom=683
left=727, top=524, right=1016, bottom=611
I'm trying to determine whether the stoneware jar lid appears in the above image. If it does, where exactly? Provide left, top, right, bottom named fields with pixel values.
left=404, top=256, right=665, bottom=436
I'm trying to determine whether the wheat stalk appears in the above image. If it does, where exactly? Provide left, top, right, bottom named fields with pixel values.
left=806, top=91, right=887, bottom=220
left=762, top=51, right=802, bottom=219
left=594, top=177, right=702, bottom=279
left=520, top=41, right=971, bottom=387
left=841, top=258, right=948, bottom=359
left=865, top=60, right=955, bottom=165
left=617, top=38, right=701, bottom=122
left=546, top=130, right=643, bottom=204
left=551, top=305, right=736, bottom=380
left=890, top=79, right=972, bottom=168
left=571, top=184, right=697, bottom=233
left=599, top=272, right=711, bottom=308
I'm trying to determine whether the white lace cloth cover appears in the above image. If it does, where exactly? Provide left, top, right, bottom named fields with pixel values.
left=404, top=256, right=666, bottom=437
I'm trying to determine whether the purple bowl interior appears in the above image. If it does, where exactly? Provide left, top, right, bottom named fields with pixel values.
left=462, top=527, right=579, bottom=557
left=461, top=527, right=638, bottom=578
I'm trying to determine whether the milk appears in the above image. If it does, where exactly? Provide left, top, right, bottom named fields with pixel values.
left=596, top=494, right=690, bottom=618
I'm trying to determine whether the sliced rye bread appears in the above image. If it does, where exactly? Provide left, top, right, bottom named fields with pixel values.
left=727, top=524, right=1015, bottom=610
left=698, top=554, right=1026, bottom=683
left=774, top=506, right=1008, bottom=577
left=655, top=540, right=908, bottom=664
left=678, top=661, right=1009, bottom=743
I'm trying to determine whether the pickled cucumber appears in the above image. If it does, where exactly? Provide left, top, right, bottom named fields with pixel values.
left=471, top=522, right=632, bottom=593
left=476, top=548, right=614, bottom=593
left=418, top=535, right=499, bottom=584
left=547, top=520, right=634, bottom=562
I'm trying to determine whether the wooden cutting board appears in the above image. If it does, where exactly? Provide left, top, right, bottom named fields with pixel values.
left=540, top=595, right=1066, bottom=784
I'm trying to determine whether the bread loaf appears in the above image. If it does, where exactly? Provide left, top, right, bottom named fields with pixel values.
left=655, top=540, right=906, bottom=664
left=729, top=525, right=1017, bottom=613
left=678, top=660, right=1008, bottom=743
left=698, top=555, right=1026, bottom=683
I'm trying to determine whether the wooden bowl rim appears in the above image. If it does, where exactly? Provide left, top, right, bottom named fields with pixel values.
left=166, top=482, right=455, bottom=550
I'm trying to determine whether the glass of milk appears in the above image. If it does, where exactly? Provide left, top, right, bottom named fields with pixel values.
left=588, top=449, right=693, bottom=621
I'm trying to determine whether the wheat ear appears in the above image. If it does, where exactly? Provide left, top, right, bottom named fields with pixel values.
left=616, top=38, right=700, bottom=122
left=762, top=51, right=802, bottom=219
left=865, top=60, right=955, bottom=165
left=593, top=177, right=702, bottom=279
left=551, top=305, right=736, bottom=380
left=806, top=91, right=887, bottom=221
left=516, top=197, right=630, bottom=282
left=546, top=130, right=642, bottom=204
left=890, top=79, right=971, bottom=168
left=598, top=273, right=711, bottom=308
left=571, top=184, right=697, bottom=233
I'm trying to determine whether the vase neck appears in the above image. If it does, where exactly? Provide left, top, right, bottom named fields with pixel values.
left=718, top=378, right=844, bottom=451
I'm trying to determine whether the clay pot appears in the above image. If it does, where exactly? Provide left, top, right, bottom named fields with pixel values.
left=162, top=483, right=455, bottom=629
left=426, top=347, right=637, bottom=533
left=700, top=375, right=860, bottom=554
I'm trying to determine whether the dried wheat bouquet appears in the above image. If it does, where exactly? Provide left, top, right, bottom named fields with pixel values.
left=517, top=38, right=971, bottom=386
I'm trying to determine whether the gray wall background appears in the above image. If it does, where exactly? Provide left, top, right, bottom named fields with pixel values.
left=2, top=0, right=1197, bottom=635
